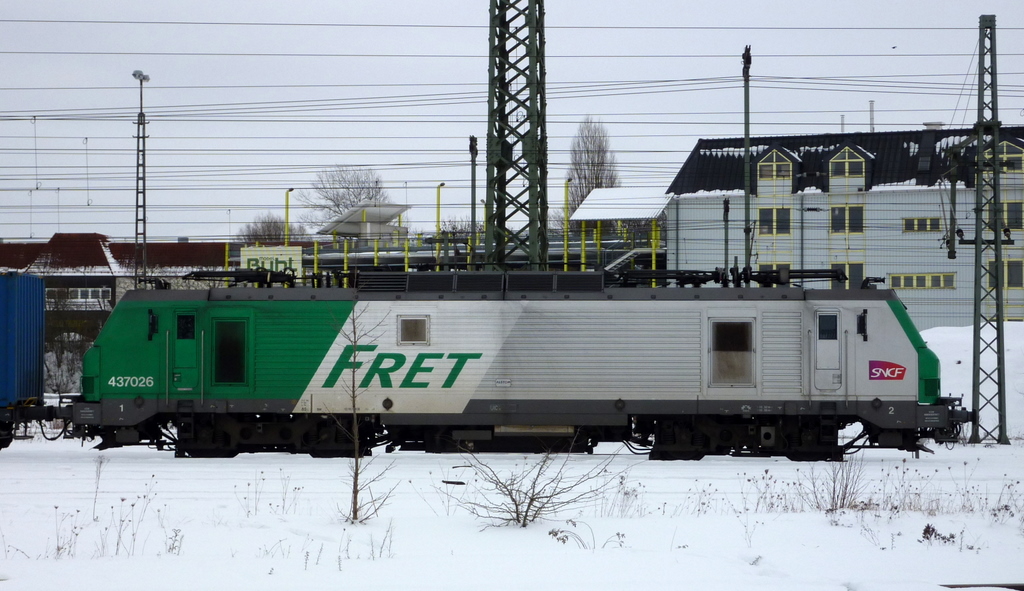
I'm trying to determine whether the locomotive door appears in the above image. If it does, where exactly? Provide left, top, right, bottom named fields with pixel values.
left=170, top=311, right=199, bottom=392
left=813, top=310, right=843, bottom=392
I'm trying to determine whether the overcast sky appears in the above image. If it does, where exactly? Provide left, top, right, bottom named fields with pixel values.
left=2, top=0, right=1022, bottom=241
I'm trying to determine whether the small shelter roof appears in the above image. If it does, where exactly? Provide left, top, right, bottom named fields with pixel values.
left=569, top=188, right=671, bottom=222
left=317, top=201, right=410, bottom=235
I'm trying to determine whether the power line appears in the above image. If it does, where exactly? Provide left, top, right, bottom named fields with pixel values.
left=3, top=18, right=1020, bottom=31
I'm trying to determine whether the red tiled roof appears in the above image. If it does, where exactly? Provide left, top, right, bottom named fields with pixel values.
left=0, top=234, right=234, bottom=274
left=30, top=233, right=112, bottom=269
left=0, top=243, right=45, bottom=270
left=108, top=242, right=229, bottom=268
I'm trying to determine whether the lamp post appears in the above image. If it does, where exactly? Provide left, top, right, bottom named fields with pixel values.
left=469, top=136, right=478, bottom=268
left=284, top=188, right=295, bottom=246
left=564, top=178, right=572, bottom=271
left=132, top=70, right=150, bottom=287
left=435, top=182, right=445, bottom=270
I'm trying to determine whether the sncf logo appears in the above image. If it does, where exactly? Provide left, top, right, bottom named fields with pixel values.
left=869, top=360, right=907, bottom=380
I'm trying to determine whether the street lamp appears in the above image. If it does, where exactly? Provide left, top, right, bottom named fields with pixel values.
left=564, top=178, right=572, bottom=271
left=436, top=182, right=445, bottom=270
left=285, top=188, right=295, bottom=246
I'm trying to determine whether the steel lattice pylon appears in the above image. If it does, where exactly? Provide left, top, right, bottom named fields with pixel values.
left=970, top=15, right=1010, bottom=444
left=484, top=0, right=548, bottom=270
left=133, top=72, right=150, bottom=287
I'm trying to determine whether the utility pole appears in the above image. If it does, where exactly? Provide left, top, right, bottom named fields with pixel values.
left=132, top=70, right=150, bottom=288
left=742, top=46, right=752, bottom=284
left=970, top=14, right=1009, bottom=444
left=485, top=0, right=548, bottom=270
left=469, top=136, right=478, bottom=269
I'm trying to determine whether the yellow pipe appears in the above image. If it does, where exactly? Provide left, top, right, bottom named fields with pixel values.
left=313, top=240, right=319, bottom=276
left=404, top=238, right=410, bottom=272
left=223, top=242, right=230, bottom=287
left=651, top=219, right=658, bottom=287
left=435, top=182, right=445, bottom=271
left=284, top=188, right=294, bottom=246
left=581, top=220, right=588, bottom=271
left=343, top=238, right=350, bottom=288
left=563, top=178, right=571, bottom=271
left=374, top=238, right=379, bottom=267
left=596, top=220, right=602, bottom=263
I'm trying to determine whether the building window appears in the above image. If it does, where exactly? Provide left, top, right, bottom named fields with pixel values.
left=831, top=206, right=864, bottom=233
left=890, top=274, right=955, bottom=289
left=1005, top=202, right=1023, bottom=230
left=903, top=218, right=941, bottom=232
left=46, top=287, right=112, bottom=301
left=1009, top=261, right=1024, bottom=288
left=398, top=316, right=430, bottom=345
left=758, top=150, right=792, bottom=180
left=988, top=260, right=1024, bottom=288
left=830, top=147, right=865, bottom=178
left=758, top=263, right=791, bottom=273
left=831, top=263, right=864, bottom=289
left=986, top=141, right=1024, bottom=172
left=758, top=207, right=791, bottom=235
left=44, top=287, right=113, bottom=311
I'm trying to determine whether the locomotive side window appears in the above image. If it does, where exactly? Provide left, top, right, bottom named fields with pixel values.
left=710, top=321, right=754, bottom=385
left=177, top=314, right=195, bottom=340
left=818, top=314, right=838, bottom=340
left=399, top=316, right=429, bottom=345
left=214, top=320, right=247, bottom=384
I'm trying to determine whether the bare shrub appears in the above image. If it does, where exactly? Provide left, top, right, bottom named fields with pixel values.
left=796, top=456, right=868, bottom=513
left=458, top=450, right=618, bottom=528
left=595, top=473, right=645, bottom=518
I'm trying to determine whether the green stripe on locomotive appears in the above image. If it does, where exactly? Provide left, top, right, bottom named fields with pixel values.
left=81, top=295, right=353, bottom=402
left=885, top=299, right=940, bottom=405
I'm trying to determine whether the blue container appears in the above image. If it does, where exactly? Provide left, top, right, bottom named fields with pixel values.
left=0, top=273, right=44, bottom=406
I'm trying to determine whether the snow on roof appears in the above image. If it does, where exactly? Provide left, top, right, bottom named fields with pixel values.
left=569, top=188, right=671, bottom=221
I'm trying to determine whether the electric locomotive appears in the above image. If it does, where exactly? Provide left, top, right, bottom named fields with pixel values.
left=71, top=270, right=969, bottom=460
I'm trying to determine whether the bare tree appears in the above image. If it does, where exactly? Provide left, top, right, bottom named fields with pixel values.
left=567, top=116, right=619, bottom=216
left=333, top=304, right=396, bottom=524
left=235, top=212, right=306, bottom=244
left=297, top=165, right=392, bottom=226
left=440, top=216, right=484, bottom=236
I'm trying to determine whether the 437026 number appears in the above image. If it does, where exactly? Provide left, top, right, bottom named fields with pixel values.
left=107, top=376, right=154, bottom=388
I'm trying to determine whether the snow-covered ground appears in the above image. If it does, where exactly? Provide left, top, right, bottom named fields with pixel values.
left=2, top=325, right=1023, bottom=591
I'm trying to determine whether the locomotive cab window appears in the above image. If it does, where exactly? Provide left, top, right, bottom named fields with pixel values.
left=710, top=321, right=754, bottom=385
left=213, top=320, right=247, bottom=384
left=398, top=316, right=429, bottom=345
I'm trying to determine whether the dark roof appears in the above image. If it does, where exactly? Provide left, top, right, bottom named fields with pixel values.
left=666, top=126, right=1024, bottom=195
left=0, top=233, right=233, bottom=274
left=28, top=233, right=112, bottom=270
left=0, top=243, right=44, bottom=270
left=108, top=242, right=230, bottom=269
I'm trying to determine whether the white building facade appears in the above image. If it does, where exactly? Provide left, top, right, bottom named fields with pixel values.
left=664, top=128, right=1024, bottom=330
